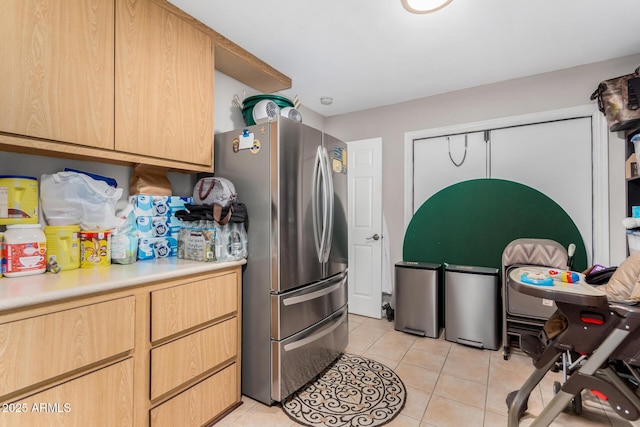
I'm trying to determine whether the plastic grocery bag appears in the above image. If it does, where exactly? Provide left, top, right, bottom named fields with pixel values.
left=40, top=171, right=123, bottom=230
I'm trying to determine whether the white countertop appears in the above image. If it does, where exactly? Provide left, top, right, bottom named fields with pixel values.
left=0, top=258, right=246, bottom=312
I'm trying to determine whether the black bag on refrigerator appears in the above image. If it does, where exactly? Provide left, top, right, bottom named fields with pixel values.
left=591, top=66, right=640, bottom=132
left=175, top=201, right=247, bottom=225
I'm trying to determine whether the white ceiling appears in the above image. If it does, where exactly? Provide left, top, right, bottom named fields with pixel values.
left=168, top=0, right=640, bottom=117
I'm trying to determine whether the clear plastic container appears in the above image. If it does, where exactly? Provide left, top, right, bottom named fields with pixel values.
left=633, top=134, right=640, bottom=166
left=111, top=229, right=137, bottom=265
left=3, top=224, right=47, bottom=277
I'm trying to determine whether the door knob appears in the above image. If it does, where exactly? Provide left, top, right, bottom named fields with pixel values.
left=366, top=234, right=380, bottom=241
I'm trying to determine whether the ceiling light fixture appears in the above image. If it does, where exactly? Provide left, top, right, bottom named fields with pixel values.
left=401, top=0, right=453, bottom=14
left=320, top=97, right=333, bottom=105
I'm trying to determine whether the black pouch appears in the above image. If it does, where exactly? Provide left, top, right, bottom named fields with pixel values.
left=174, top=203, right=229, bottom=223
left=175, top=201, right=248, bottom=226
left=230, top=202, right=248, bottom=223
left=585, top=266, right=618, bottom=285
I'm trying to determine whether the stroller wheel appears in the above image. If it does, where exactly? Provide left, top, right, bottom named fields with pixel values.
left=553, top=381, right=561, bottom=395
left=572, top=393, right=582, bottom=415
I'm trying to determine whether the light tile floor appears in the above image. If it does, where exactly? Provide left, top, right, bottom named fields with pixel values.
left=218, top=314, right=632, bottom=427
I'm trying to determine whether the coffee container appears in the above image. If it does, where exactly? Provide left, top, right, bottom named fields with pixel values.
left=3, top=224, right=47, bottom=277
left=0, top=175, right=39, bottom=225
left=45, top=225, right=81, bottom=271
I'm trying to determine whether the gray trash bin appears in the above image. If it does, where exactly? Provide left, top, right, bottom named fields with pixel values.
left=444, top=264, right=500, bottom=350
left=394, top=262, right=442, bottom=338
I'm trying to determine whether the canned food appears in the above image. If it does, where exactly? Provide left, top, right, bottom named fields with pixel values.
left=80, top=230, right=111, bottom=268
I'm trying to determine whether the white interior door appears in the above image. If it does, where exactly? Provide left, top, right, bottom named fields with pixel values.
left=490, top=117, right=593, bottom=259
left=347, top=137, right=382, bottom=318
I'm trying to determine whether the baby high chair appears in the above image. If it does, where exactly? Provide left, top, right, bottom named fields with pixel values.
left=506, top=265, right=640, bottom=426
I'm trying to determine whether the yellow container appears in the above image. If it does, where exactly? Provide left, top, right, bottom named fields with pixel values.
left=0, top=175, right=39, bottom=225
left=45, top=225, right=81, bottom=271
left=80, top=230, right=111, bottom=268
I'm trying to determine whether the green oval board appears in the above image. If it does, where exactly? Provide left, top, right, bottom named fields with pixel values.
left=402, top=179, right=587, bottom=272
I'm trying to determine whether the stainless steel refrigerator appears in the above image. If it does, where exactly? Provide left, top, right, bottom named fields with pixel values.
left=214, top=117, right=348, bottom=405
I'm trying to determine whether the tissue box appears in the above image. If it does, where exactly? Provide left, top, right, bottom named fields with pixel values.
left=136, top=215, right=182, bottom=237
left=137, top=236, right=178, bottom=260
left=129, top=195, right=192, bottom=217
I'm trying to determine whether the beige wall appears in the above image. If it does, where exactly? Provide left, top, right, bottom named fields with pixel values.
left=2, top=55, right=637, bottom=268
left=324, top=53, right=640, bottom=270
left=214, top=71, right=326, bottom=134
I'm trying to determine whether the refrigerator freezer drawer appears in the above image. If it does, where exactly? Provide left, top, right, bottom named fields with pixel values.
left=271, top=304, right=348, bottom=402
left=271, top=272, right=348, bottom=340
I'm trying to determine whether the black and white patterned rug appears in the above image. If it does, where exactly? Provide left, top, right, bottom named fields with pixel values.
left=282, top=353, right=406, bottom=427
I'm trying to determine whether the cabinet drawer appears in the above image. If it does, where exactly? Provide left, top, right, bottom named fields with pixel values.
left=150, top=317, right=238, bottom=400
left=0, top=358, right=133, bottom=427
left=150, top=363, right=238, bottom=427
left=151, top=272, right=238, bottom=341
left=0, top=296, right=134, bottom=397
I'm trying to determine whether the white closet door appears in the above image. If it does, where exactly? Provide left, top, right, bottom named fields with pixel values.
left=490, top=117, right=593, bottom=256
left=413, top=132, right=486, bottom=213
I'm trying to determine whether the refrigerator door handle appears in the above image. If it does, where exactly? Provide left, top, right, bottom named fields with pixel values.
left=321, top=147, right=334, bottom=263
left=312, top=146, right=323, bottom=263
left=318, top=147, right=331, bottom=264
left=283, top=308, right=347, bottom=352
left=282, top=276, right=346, bottom=306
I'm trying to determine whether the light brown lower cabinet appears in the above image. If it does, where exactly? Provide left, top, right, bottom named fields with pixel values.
left=150, top=363, right=238, bottom=427
left=0, top=359, right=134, bottom=427
left=0, top=265, right=242, bottom=427
left=150, top=317, right=238, bottom=400
left=0, top=296, right=135, bottom=398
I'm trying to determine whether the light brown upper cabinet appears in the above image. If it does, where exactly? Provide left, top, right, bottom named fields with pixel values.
left=115, top=0, right=214, bottom=168
left=0, top=0, right=213, bottom=170
left=0, top=0, right=115, bottom=150
left=0, top=0, right=288, bottom=172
